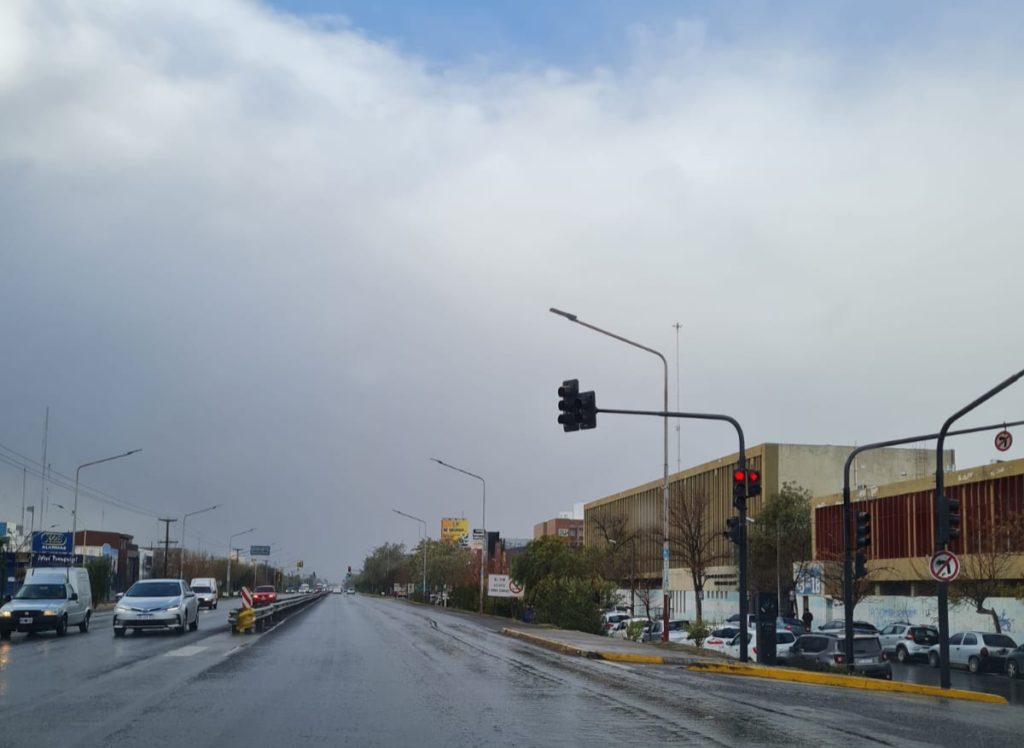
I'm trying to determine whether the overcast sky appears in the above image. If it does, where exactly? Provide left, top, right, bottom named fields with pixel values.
left=1, top=1, right=1022, bottom=578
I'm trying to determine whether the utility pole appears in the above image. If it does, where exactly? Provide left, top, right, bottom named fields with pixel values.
left=673, top=322, right=682, bottom=473
left=158, top=518, right=178, bottom=577
left=38, top=406, right=49, bottom=526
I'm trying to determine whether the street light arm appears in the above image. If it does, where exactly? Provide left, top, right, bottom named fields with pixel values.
left=73, top=448, right=142, bottom=545
left=77, top=449, right=143, bottom=473
left=429, top=458, right=486, bottom=487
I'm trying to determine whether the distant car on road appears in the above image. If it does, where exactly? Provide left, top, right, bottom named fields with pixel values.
left=113, top=579, right=198, bottom=637
left=298, top=584, right=311, bottom=594
left=0, top=567, right=93, bottom=639
left=928, top=631, right=1017, bottom=673
left=346, top=588, right=355, bottom=595
left=252, top=586, right=278, bottom=606
left=189, top=578, right=219, bottom=610
left=878, top=623, right=938, bottom=663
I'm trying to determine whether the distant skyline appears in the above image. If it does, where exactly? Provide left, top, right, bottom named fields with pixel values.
left=1, top=1, right=1022, bottom=574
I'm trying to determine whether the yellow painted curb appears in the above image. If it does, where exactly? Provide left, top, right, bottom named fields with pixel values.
left=688, top=662, right=1007, bottom=705
left=501, top=628, right=587, bottom=657
left=595, top=652, right=667, bottom=665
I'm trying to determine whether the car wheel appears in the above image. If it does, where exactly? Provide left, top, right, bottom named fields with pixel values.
left=79, top=612, right=91, bottom=634
left=177, top=613, right=188, bottom=634
left=896, top=646, right=909, bottom=664
left=114, top=627, right=125, bottom=638
left=189, top=608, right=198, bottom=631
left=56, top=615, right=68, bottom=637
left=928, top=652, right=940, bottom=668
left=968, top=656, right=981, bottom=674
left=1007, top=660, right=1020, bottom=679
left=213, top=602, right=218, bottom=610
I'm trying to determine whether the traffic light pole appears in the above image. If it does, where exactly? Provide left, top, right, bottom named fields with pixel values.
left=839, top=415, right=1024, bottom=675
left=597, top=406, right=751, bottom=662
left=934, top=369, right=1024, bottom=689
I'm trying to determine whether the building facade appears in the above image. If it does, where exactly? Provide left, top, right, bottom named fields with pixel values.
left=533, top=517, right=584, bottom=548
left=584, top=443, right=954, bottom=599
left=813, top=457, right=1024, bottom=595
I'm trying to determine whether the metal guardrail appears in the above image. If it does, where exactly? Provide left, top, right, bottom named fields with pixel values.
left=229, top=591, right=329, bottom=634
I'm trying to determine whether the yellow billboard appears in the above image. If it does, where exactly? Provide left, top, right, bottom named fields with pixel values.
left=440, top=517, right=469, bottom=546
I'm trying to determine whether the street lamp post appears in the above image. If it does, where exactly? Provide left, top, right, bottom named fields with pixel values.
left=180, top=504, right=221, bottom=579
left=550, top=307, right=672, bottom=641
left=393, top=509, right=428, bottom=603
left=430, top=458, right=486, bottom=614
left=226, top=527, right=256, bottom=597
left=73, top=449, right=142, bottom=543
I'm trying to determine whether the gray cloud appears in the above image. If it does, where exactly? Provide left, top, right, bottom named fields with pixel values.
left=0, top=1, right=1021, bottom=573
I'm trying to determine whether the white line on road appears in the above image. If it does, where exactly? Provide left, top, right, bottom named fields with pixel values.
left=164, top=645, right=208, bottom=658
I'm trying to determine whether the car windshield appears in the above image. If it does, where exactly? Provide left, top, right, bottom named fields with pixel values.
left=192, top=586, right=211, bottom=593
left=126, top=582, right=181, bottom=598
left=982, top=634, right=1016, bottom=648
left=14, top=584, right=67, bottom=600
left=256, top=586, right=275, bottom=593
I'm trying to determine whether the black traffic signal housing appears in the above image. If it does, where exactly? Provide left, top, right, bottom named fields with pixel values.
left=855, top=511, right=871, bottom=550
left=854, top=550, right=868, bottom=580
left=747, top=469, right=761, bottom=498
left=558, top=379, right=580, bottom=432
left=939, top=495, right=961, bottom=545
left=732, top=468, right=747, bottom=509
left=577, top=390, right=597, bottom=430
left=724, top=517, right=742, bottom=545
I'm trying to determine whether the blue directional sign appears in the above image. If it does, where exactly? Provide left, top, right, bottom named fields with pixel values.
left=32, top=531, right=73, bottom=554
left=250, top=545, right=271, bottom=556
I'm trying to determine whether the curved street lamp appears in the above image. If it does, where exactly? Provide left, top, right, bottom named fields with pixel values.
left=430, top=458, right=486, bottom=613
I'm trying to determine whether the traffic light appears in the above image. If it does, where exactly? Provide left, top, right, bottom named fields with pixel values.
left=854, top=550, right=868, bottom=580
left=348, top=565, right=352, bottom=573
left=855, top=511, right=871, bottom=550
left=577, top=390, right=597, bottom=430
left=557, top=379, right=580, bottom=432
left=747, top=469, right=761, bottom=498
left=938, top=495, right=961, bottom=545
left=732, top=468, right=747, bottom=509
left=724, top=517, right=742, bottom=545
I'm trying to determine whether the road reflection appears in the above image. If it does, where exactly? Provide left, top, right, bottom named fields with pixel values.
left=890, top=661, right=1024, bottom=705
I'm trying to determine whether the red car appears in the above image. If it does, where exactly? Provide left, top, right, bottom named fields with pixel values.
left=252, top=585, right=277, bottom=606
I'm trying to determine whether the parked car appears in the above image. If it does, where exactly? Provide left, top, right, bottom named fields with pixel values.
left=1005, top=644, right=1024, bottom=679
left=787, top=633, right=892, bottom=679
left=819, top=619, right=878, bottom=634
left=601, top=611, right=632, bottom=636
left=722, top=629, right=798, bottom=662
left=252, top=585, right=278, bottom=606
left=616, top=617, right=652, bottom=641
left=189, top=578, right=219, bottom=610
left=0, top=567, right=93, bottom=639
left=777, top=617, right=806, bottom=636
left=726, top=613, right=756, bottom=628
left=113, top=579, right=199, bottom=637
left=702, top=626, right=742, bottom=653
left=927, top=631, right=1018, bottom=673
left=646, top=618, right=692, bottom=643
left=878, top=623, right=938, bottom=663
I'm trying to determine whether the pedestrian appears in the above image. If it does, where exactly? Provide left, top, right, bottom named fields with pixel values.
left=802, top=607, right=814, bottom=632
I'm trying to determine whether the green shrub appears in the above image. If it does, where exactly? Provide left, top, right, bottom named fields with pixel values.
left=684, top=620, right=711, bottom=648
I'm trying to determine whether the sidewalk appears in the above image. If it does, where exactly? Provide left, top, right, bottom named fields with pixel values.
left=500, top=625, right=715, bottom=666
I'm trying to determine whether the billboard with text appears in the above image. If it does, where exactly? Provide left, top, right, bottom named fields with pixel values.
left=440, top=518, right=469, bottom=546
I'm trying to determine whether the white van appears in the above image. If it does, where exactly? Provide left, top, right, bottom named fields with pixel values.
left=190, top=578, right=219, bottom=609
left=0, top=567, right=93, bottom=639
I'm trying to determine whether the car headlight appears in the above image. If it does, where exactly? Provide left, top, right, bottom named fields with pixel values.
left=0, top=611, right=10, bottom=618
left=42, top=610, right=58, bottom=617
left=164, top=603, right=181, bottom=611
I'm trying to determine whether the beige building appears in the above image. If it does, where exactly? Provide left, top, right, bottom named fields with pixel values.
left=584, top=443, right=954, bottom=596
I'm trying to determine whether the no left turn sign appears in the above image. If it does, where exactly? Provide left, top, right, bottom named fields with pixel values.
left=995, top=430, right=1013, bottom=452
left=929, top=550, right=960, bottom=583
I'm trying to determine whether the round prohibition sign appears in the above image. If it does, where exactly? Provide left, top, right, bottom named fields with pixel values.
left=508, top=579, right=523, bottom=595
left=995, top=430, right=1013, bottom=452
left=929, top=550, right=960, bottom=583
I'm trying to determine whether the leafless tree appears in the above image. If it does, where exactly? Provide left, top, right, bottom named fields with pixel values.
left=950, top=516, right=1024, bottom=633
left=666, top=492, right=728, bottom=621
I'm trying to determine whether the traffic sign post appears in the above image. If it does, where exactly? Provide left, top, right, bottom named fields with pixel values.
left=995, top=430, right=1013, bottom=452
left=929, top=550, right=960, bottom=583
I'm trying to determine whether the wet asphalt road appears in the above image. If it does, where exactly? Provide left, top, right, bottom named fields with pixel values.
left=0, top=595, right=1021, bottom=746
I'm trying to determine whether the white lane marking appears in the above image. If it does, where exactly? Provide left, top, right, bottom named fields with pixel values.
left=597, top=661, right=634, bottom=671
left=164, top=645, right=208, bottom=657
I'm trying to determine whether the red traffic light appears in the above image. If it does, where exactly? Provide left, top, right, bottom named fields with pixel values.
left=748, top=470, right=759, bottom=482
left=733, top=469, right=746, bottom=482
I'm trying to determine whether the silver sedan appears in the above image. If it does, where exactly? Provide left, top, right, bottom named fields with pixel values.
left=113, top=579, right=199, bottom=637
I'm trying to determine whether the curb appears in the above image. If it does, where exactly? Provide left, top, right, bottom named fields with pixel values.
left=687, top=661, right=1008, bottom=705
left=500, top=628, right=692, bottom=665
